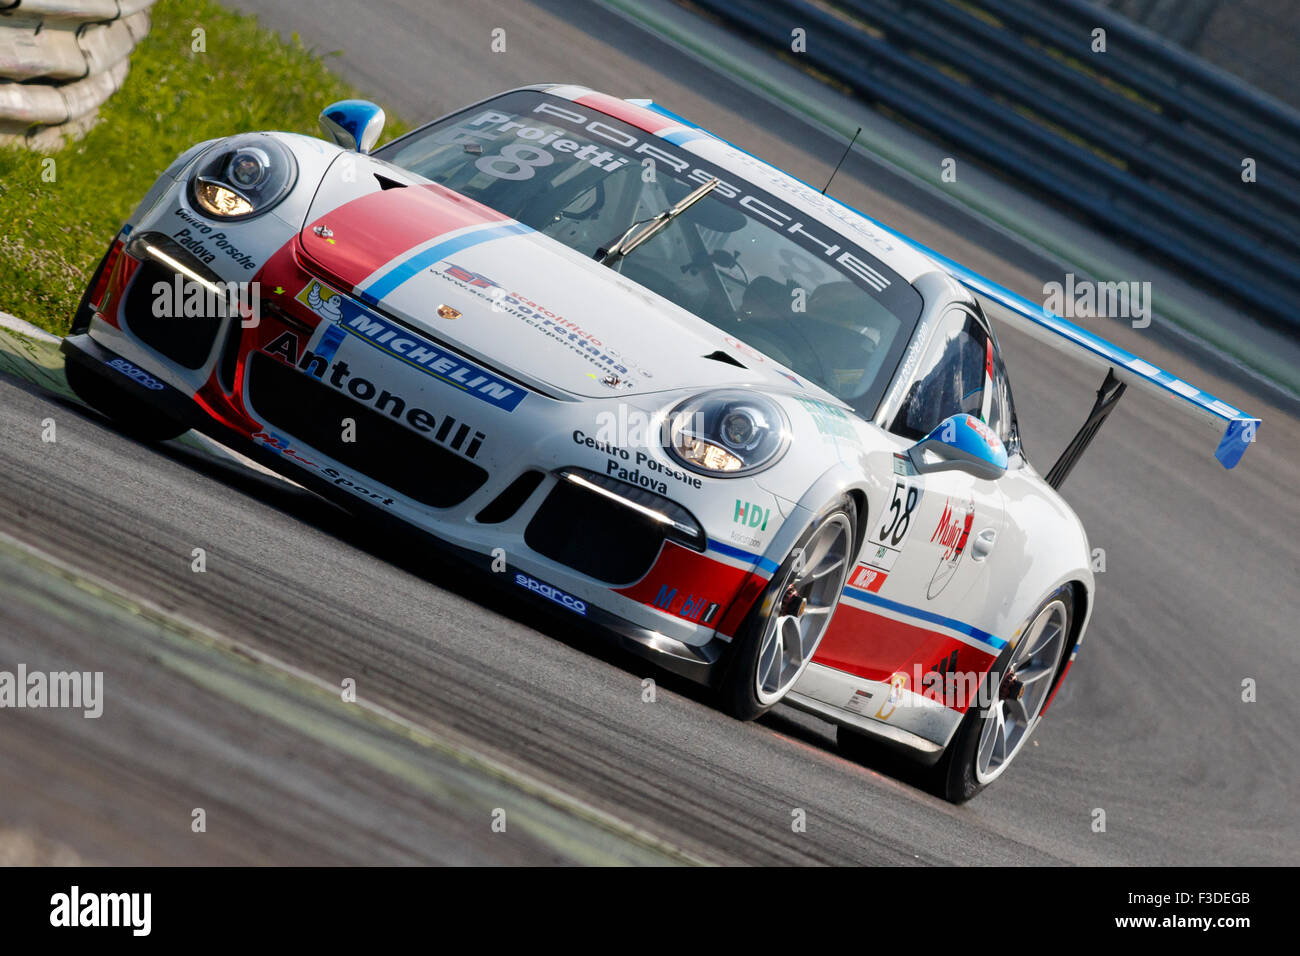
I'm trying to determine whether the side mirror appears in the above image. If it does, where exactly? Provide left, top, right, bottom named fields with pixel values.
left=319, top=99, right=386, bottom=154
left=908, top=413, right=1007, bottom=480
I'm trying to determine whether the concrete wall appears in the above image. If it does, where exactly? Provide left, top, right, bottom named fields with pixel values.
left=0, top=0, right=155, bottom=148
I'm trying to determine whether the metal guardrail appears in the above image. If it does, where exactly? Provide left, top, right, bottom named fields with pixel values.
left=1101, top=0, right=1300, bottom=115
left=690, top=0, right=1300, bottom=331
left=0, top=0, right=155, bottom=148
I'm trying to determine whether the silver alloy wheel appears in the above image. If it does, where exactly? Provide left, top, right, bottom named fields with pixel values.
left=973, top=598, right=1068, bottom=784
left=754, top=513, right=853, bottom=705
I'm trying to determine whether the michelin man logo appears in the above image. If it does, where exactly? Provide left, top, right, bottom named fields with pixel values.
left=296, top=280, right=343, bottom=322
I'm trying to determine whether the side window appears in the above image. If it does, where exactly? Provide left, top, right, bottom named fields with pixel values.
left=986, top=351, right=1021, bottom=454
left=891, top=311, right=989, bottom=441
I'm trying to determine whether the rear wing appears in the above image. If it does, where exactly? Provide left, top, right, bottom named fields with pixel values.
left=834, top=195, right=1262, bottom=479
left=931, top=252, right=1260, bottom=478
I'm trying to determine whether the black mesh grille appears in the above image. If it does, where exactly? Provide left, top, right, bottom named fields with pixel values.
left=121, top=233, right=226, bottom=370
left=476, top=470, right=545, bottom=524
left=122, top=258, right=222, bottom=369
left=218, top=311, right=243, bottom=392
left=247, top=352, right=488, bottom=508
left=524, top=470, right=703, bottom=585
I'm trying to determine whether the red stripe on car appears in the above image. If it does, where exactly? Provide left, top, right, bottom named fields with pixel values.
left=299, top=182, right=508, bottom=291
left=813, top=603, right=997, bottom=712
left=573, top=92, right=674, bottom=135
left=615, top=542, right=757, bottom=634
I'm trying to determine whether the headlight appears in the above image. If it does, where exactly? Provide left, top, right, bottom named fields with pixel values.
left=188, top=134, right=297, bottom=220
left=664, top=390, right=790, bottom=477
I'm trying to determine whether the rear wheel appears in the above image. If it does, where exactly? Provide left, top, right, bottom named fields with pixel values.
left=64, top=358, right=188, bottom=442
left=718, top=495, right=856, bottom=720
left=933, top=586, right=1073, bottom=802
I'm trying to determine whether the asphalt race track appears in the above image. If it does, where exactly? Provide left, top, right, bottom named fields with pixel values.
left=2, top=0, right=1297, bottom=865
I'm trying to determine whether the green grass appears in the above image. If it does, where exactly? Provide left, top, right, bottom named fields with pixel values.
left=0, top=0, right=407, bottom=335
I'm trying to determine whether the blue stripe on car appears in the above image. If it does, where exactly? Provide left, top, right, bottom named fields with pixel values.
left=707, top=538, right=780, bottom=574
left=313, top=323, right=346, bottom=363
left=660, top=127, right=710, bottom=146
left=842, top=585, right=1007, bottom=651
left=359, top=220, right=533, bottom=302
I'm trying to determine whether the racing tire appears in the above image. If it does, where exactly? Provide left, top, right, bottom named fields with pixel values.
left=717, top=494, right=856, bottom=721
left=932, top=585, right=1074, bottom=803
left=64, top=358, right=189, bottom=443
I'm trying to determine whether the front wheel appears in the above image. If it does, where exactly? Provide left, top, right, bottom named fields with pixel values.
left=718, top=494, right=856, bottom=721
left=933, top=585, right=1074, bottom=802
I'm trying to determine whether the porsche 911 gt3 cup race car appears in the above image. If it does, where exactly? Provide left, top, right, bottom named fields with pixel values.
left=62, top=85, right=1260, bottom=801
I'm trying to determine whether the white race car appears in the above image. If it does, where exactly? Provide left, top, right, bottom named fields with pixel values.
left=62, top=86, right=1260, bottom=800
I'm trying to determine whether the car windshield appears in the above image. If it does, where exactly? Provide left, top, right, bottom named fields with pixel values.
left=377, top=90, right=924, bottom=416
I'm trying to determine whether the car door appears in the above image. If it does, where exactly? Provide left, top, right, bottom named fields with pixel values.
left=877, top=306, right=1007, bottom=619
left=807, top=307, right=1008, bottom=719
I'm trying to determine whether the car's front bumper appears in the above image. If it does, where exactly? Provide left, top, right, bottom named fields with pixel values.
left=61, top=330, right=749, bottom=685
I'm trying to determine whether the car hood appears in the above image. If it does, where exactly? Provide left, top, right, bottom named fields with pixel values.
left=296, top=155, right=840, bottom=403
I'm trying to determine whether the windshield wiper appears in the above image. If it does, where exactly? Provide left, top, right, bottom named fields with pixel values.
left=594, top=177, right=720, bottom=267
